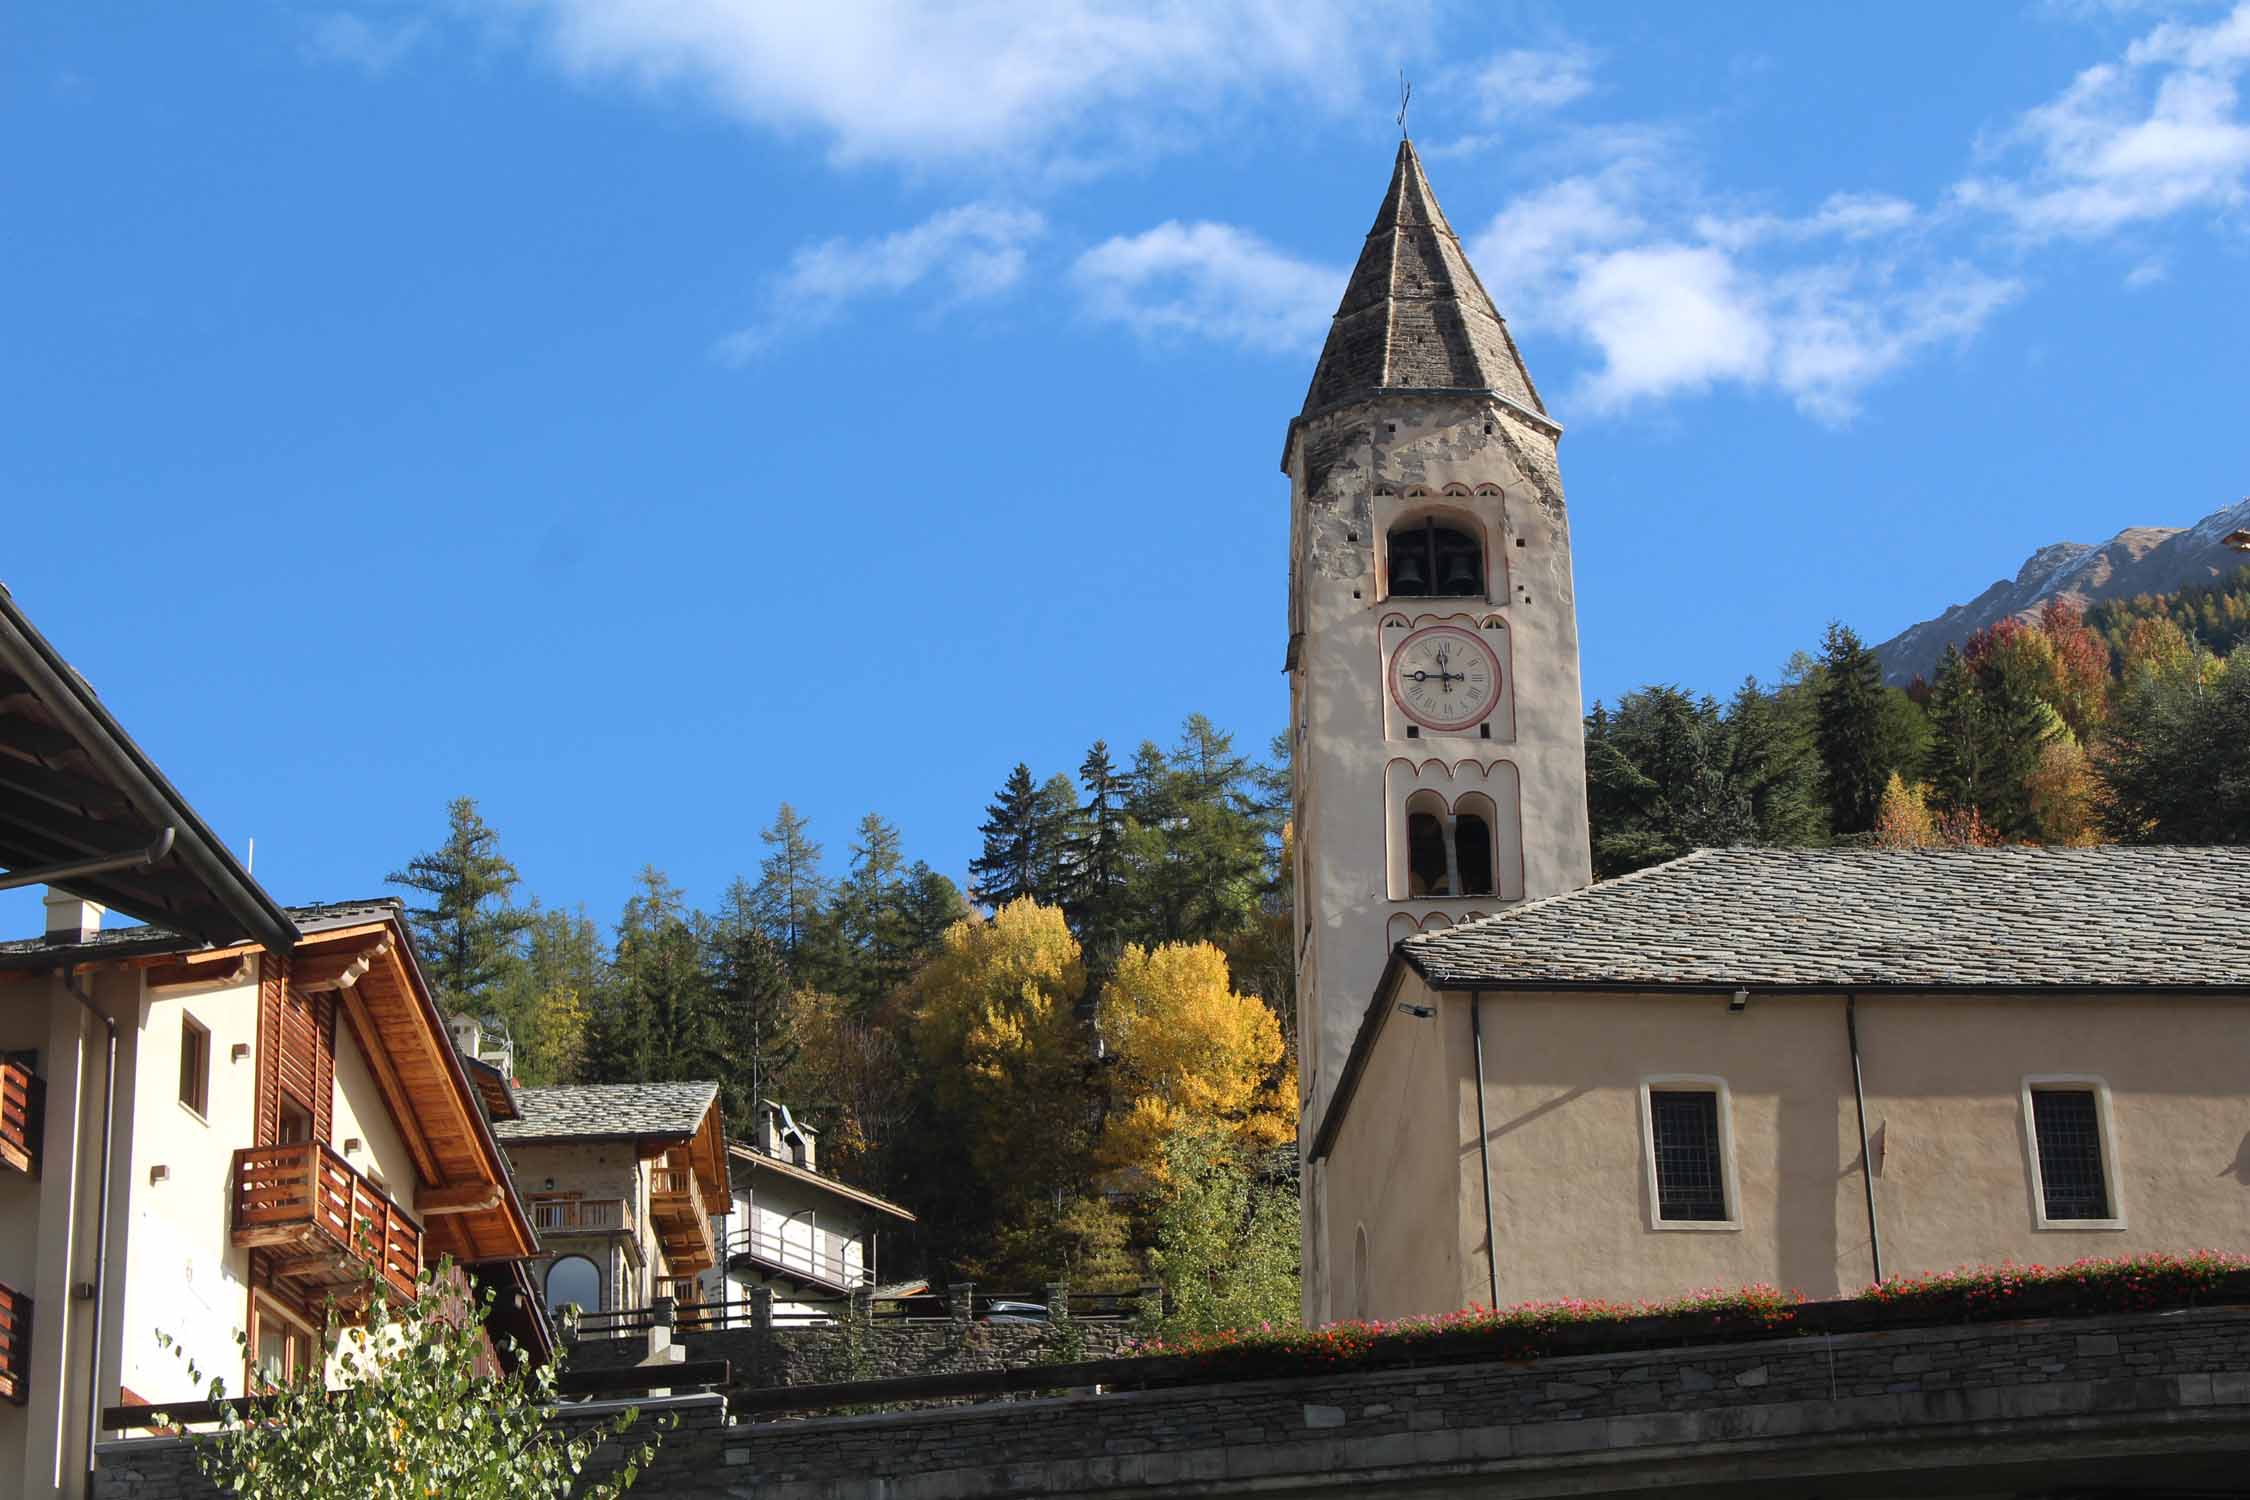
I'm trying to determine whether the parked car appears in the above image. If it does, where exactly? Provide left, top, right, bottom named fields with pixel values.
left=981, top=1300, right=1050, bottom=1324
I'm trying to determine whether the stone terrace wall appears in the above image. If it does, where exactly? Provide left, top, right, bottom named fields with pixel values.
left=568, top=1318, right=1141, bottom=1387
left=98, top=1306, right=2250, bottom=1499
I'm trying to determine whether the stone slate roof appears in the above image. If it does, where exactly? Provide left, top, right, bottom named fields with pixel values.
left=0, top=897, right=401, bottom=969
left=1401, top=847, right=2250, bottom=991
left=494, top=1081, right=720, bottom=1143
left=1300, top=139, right=1546, bottom=421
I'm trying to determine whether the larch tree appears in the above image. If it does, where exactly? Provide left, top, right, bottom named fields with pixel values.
left=707, top=876, right=800, bottom=1125
left=752, top=802, right=828, bottom=968
left=387, top=797, right=531, bottom=1012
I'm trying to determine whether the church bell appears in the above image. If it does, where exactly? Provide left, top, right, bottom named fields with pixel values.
left=1440, top=551, right=1481, bottom=594
left=1391, top=550, right=1427, bottom=594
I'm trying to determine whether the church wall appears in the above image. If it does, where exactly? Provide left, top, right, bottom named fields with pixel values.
left=1318, top=971, right=1461, bottom=1324
left=1855, top=994, right=2250, bottom=1278
left=1334, top=986, right=2250, bottom=1319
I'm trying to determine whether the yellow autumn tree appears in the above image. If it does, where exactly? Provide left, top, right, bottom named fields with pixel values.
left=1870, top=771, right=1936, bottom=849
left=1097, top=941, right=1295, bottom=1177
left=908, top=899, right=1090, bottom=1202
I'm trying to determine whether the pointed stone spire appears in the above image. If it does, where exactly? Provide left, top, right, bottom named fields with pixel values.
left=1301, top=139, right=1548, bottom=423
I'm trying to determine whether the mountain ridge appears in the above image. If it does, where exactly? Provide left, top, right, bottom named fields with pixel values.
left=1873, top=496, right=2250, bottom=686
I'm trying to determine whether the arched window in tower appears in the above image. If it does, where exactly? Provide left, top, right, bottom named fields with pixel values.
left=1453, top=792, right=1497, bottom=896
left=1386, top=517, right=1484, bottom=598
left=1405, top=792, right=1451, bottom=897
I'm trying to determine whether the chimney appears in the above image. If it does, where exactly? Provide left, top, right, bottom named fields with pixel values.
left=43, top=889, right=104, bottom=945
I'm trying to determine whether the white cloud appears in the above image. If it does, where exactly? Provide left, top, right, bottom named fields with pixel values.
left=1956, top=1, right=2250, bottom=236
left=716, top=203, right=1046, bottom=363
left=1463, top=46, right=1595, bottom=118
left=303, top=11, right=429, bottom=76
left=486, top=0, right=1428, bottom=169
left=1069, top=222, right=1341, bottom=353
left=1468, top=149, right=2017, bottom=421
left=2125, top=254, right=2170, bottom=284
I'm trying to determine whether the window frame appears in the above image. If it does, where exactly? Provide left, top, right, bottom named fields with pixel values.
left=178, top=1013, right=210, bottom=1122
left=2020, top=1075, right=2126, bottom=1231
left=1638, top=1076, right=1741, bottom=1232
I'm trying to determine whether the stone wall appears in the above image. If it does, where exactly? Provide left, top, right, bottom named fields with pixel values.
left=97, top=1305, right=2250, bottom=1499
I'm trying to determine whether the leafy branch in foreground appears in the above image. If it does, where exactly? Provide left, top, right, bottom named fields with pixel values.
left=153, top=1252, right=674, bottom=1500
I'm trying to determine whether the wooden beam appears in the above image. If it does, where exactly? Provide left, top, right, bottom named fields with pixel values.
left=415, top=1183, right=502, bottom=1216
left=294, top=939, right=392, bottom=993
left=335, top=982, right=443, bottom=1188
left=144, top=955, right=252, bottom=995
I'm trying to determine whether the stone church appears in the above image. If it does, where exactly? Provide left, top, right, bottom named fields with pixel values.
left=1287, top=142, right=2250, bottom=1325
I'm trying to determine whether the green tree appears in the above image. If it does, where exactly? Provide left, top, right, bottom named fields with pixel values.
left=707, top=877, right=800, bottom=1124
left=1118, top=719, right=1267, bottom=950
left=386, top=797, right=531, bottom=1011
left=1925, top=634, right=2052, bottom=838
left=2097, top=651, right=2250, bottom=842
left=752, top=803, right=828, bottom=968
left=968, top=764, right=1044, bottom=909
left=1815, top=624, right=1924, bottom=836
left=1143, top=1128, right=1300, bottom=1337
left=583, top=868, right=709, bottom=1083
left=153, top=1256, right=672, bottom=1500
left=493, top=905, right=602, bottom=1085
left=1067, top=740, right=1132, bottom=960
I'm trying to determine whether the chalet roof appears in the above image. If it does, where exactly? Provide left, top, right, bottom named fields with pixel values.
left=1401, top=847, right=2250, bottom=991
left=727, top=1141, right=916, bottom=1223
left=1299, top=139, right=1546, bottom=424
left=0, top=583, right=298, bottom=953
left=0, top=898, right=400, bottom=968
left=495, top=1082, right=722, bottom=1144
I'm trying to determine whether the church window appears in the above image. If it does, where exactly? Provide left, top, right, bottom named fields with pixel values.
left=1642, top=1080, right=1736, bottom=1228
left=1386, top=518, right=1483, bottom=598
left=2025, top=1079, right=2120, bottom=1226
left=1405, top=808, right=1449, bottom=897
left=1454, top=807, right=1495, bottom=897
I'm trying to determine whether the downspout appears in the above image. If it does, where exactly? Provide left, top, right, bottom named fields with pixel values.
left=1845, top=993, right=1884, bottom=1286
left=1468, top=991, right=1500, bottom=1311
left=60, top=969, right=117, bottom=1495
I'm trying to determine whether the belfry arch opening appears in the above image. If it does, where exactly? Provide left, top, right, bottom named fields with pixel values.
left=1401, top=788, right=1497, bottom=898
left=1385, top=515, right=1484, bottom=599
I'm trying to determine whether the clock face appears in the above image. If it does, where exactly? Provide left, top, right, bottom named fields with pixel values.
left=1388, top=626, right=1502, bottom=731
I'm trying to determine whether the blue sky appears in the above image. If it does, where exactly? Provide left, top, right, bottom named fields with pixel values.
left=5, top=1, right=2247, bottom=934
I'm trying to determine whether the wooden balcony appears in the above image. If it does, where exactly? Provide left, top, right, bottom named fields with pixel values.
left=1, top=1059, right=41, bottom=1177
left=231, top=1142, right=421, bottom=1303
left=655, top=1275, right=705, bottom=1309
left=0, top=1280, right=28, bottom=1406
left=649, top=1150, right=714, bottom=1275
left=531, top=1196, right=634, bottom=1238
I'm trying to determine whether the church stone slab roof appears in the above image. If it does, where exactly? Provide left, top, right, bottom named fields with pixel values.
left=494, top=1081, right=721, bottom=1143
left=1401, top=847, right=2250, bottom=991
left=1300, top=138, right=1547, bottom=423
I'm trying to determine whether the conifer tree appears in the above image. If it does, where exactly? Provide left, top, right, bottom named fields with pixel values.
left=1067, top=740, right=1131, bottom=959
left=583, top=867, right=708, bottom=1083
left=752, top=803, right=828, bottom=967
left=492, top=905, right=601, bottom=1084
left=1030, top=772, right=1082, bottom=909
left=968, top=764, right=1043, bottom=909
left=2098, top=650, right=2250, bottom=842
left=387, top=797, right=531, bottom=1011
left=1815, top=623, right=1918, bottom=835
left=707, top=877, right=798, bottom=1125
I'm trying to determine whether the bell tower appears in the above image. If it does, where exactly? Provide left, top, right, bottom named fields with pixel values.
left=1285, top=139, right=1591, bottom=1320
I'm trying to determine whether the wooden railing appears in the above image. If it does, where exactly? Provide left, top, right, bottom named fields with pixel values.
left=648, top=1153, right=714, bottom=1272
left=231, top=1141, right=421, bottom=1299
left=0, top=1059, right=41, bottom=1177
left=0, top=1280, right=29, bottom=1406
left=656, top=1275, right=704, bottom=1307
left=532, top=1197, right=633, bottom=1236
left=726, top=1223, right=867, bottom=1291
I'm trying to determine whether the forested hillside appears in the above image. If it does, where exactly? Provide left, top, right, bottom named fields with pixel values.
left=388, top=716, right=1298, bottom=1328
left=1588, top=565, right=2250, bottom=875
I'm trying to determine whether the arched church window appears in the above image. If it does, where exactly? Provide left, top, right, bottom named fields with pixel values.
left=1386, top=518, right=1483, bottom=598
left=1455, top=808, right=1495, bottom=897
left=1406, top=807, right=1450, bottom=897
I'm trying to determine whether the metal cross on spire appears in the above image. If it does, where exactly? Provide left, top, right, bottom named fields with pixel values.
left=1398, top=71, right=1412, bottom=138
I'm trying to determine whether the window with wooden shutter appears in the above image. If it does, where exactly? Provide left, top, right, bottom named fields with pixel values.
left=256, top=954, right=338, bottom=1147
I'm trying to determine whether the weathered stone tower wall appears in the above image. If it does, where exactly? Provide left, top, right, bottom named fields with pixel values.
left=1288, top=142, right=1591, bottom=1323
